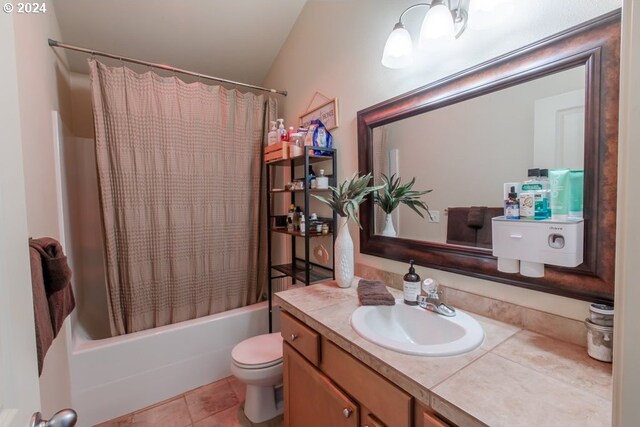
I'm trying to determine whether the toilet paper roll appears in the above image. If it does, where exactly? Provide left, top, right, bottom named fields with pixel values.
left=520, top=261, right=545, bottom=277
left=497, top=257, right=519, bottom=273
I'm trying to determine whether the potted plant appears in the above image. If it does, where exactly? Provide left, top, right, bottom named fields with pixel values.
left=373, top=174, right=432, bottom=237
left=313, top=173, right=382, bottom=288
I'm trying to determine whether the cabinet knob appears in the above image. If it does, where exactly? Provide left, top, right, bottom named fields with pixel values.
left=290, top=333, right=298, bottom=342
left=342, top=408, right=353, bottom=418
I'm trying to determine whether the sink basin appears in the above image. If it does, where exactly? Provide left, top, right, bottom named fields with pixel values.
left=350, top=300, right=484, bottom=356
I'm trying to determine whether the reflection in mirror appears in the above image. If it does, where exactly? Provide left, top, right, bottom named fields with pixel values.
left=372, top=66, right=585, bottom=248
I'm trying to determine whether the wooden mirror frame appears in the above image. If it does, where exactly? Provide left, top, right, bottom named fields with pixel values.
left=357, top=11, right=620, bottom=303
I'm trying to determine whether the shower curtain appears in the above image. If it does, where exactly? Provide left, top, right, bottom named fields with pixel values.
left=89, top=59, right=275, bottom=336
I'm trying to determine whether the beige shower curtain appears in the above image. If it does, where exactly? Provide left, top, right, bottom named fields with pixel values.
left=89, top=59, right=273, bottom=336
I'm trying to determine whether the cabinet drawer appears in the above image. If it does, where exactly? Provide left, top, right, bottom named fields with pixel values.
left=321, top=339, right=412, bottom=427
left=281, top=311, right=320, bottom=366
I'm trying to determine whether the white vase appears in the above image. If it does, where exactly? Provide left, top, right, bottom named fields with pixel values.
left=334, top=216, right=354, bottom=288
left=381, top=213, right=397, bottom=237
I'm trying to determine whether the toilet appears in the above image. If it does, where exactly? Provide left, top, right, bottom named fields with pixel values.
left=231, top=332, right=284, bottom=423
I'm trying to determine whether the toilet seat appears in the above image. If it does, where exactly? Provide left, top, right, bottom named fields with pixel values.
left=232, top=332, right=283, bottom=370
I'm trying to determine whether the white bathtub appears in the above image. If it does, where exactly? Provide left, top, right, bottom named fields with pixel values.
left=69, top=301, right=269, bottom=426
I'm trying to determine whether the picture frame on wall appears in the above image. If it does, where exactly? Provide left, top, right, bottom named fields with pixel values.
left=300, top=97, right=339, bottom=130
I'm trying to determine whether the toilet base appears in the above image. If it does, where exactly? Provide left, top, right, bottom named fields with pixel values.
left=243, top=384, right=283, bottom=424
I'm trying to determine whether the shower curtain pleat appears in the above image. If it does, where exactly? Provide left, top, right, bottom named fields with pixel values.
left=89, top=59, right=274, bottom=336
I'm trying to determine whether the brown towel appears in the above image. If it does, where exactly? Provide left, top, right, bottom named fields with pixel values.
left=29, top=237, right=72, bottom=294
left=446, top=207, right=477, bottom=246
left=467, top=206, right=487, bottom=229
left=29, top=237, right=76, bottom=375
left=357, top=280, right=395, bottom=306
left=29, top=247, right=54, bottom=375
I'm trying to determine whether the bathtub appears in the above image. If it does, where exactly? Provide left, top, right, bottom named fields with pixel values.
left=69, top=301, right=270, bottom=426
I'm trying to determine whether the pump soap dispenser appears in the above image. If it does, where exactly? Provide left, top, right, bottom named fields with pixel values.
left=403, top=260, right=421, bottom=305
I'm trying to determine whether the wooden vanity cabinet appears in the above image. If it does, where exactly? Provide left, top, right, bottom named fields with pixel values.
left=283, top=342, right=359, bottom=427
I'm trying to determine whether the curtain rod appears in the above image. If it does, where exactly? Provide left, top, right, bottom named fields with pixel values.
left=48, top=39, right=288, bottom=96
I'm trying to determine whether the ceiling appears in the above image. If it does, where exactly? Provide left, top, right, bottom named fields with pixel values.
left=52, top=0, right=307, bottom=86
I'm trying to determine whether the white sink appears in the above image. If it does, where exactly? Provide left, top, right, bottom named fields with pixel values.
left=350, top=300, right=484, bottom=356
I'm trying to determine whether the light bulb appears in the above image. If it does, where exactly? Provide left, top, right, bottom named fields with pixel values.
left=381, top=23, right=413, bottom=69
left=419, top=3, right=454, bottom=45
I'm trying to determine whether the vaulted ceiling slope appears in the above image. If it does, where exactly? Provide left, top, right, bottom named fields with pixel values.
left=52, top=0, right=307, bottom=86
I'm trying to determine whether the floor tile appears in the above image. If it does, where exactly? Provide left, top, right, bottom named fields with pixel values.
left=227, top=376, right=246, bottom=402
left=133, top=397, right=191, bottom=427
left=192, top=404, right=246, bottom=427
left=185, top=378, right=239, bottom=422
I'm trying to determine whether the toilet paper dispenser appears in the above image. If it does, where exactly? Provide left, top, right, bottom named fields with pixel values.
left=491, top=217, right=584, bottom=278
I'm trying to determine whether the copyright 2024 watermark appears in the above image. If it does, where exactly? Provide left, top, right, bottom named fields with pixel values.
left=3, top=2, right=47, bottom=13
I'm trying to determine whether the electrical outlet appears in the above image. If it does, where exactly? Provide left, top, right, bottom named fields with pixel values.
left=429, top=210, right=440, bottom=223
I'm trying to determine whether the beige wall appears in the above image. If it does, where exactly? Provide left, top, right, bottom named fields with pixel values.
left=613, top=1, right=640, bottom=425
left=12, top=8, right=74, bottom=417
left=262, top=0, right=621, bottom=321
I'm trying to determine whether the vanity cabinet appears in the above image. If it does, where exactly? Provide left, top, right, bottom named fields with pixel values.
left=283, top=343, right=359, bottom=427
left=281, top=310, right=454, bottom=427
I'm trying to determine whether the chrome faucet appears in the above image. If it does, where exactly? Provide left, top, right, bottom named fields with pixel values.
left=417, top=281, right=456, bottom=317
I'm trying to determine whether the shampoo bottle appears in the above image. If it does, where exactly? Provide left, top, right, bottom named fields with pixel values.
left=267, top=121, right=278, bottom=145
left=403, top=260, right=421, bottom=305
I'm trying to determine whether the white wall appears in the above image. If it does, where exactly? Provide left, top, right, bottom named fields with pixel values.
left=262, top=0, right=621, bottom=321
left=12, top=8, right=74, bottom=418
left=613, top=1, right=640, bottom=425
left=0, top=13, right=42, bottom=425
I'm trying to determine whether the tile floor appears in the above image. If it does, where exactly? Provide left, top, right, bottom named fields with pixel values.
left=96, top=376, right=283, bottom=427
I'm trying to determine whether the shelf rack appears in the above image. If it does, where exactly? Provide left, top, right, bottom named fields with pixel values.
left=265, top=147, right=337, bottom=332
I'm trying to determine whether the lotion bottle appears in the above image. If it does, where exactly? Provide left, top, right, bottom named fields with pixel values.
left=403, top=260, right=421, bottom=305
left=277, top=119, right=288, bottom=142
left=267, top=121, right=278, bottom=145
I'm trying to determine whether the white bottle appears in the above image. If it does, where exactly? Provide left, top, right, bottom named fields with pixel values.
left=316, top=169, right=329, bottom=189
left=267, top=121, right=278, bottom=145
left=277, top=119, right=288, bottom=142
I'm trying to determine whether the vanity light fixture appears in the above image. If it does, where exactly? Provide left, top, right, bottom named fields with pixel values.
left=381, top=0, right=469, bottom=69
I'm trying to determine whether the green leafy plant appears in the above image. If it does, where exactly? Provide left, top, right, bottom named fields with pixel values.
left=313, top=172, right=383, bottom=228
left=374, top=174, right=433, bottom=219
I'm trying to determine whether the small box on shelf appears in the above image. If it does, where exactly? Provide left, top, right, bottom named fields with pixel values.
left=264, top=141, right=290, bottom=163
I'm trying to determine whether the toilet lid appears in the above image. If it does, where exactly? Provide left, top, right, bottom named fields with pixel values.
left=232, top=332, right=283, bottom=369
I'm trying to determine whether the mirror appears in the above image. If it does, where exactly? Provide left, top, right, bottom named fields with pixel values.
left=372, top=66, right=585, bottom=247
left=358, top=11, right=620, bottom=303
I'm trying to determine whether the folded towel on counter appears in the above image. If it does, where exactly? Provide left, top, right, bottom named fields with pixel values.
left=29, top=237, right=76, bottom=375
left=357, top=279, right=395, bottom=306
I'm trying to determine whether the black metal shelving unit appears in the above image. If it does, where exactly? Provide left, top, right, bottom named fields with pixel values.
left=265, top=147, right=337, bottom=332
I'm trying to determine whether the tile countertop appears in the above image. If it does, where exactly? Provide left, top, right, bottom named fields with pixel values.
left=274, top=281, right=613, bottom=427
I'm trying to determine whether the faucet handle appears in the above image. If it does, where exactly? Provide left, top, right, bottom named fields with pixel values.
left=423, top=278, right=439, bottom=298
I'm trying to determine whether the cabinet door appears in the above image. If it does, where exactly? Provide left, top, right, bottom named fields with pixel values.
left=284, top=343, right=358, bottom=427
left=362, top=410, right=386, bottom=427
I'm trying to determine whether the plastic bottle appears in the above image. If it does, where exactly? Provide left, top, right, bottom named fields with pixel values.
left=538, top=169, right=551, bottom=219
left=287, top=204, right=295, bottom=231
left=403, top=260, right=421, bottom=305
left=316, top=169, right=329, bottom=189
left=521, top=169, right=544, bottom=220
left=505, top=186, right=520, bottom=219
left=308, top=165, right=316, bottom=189
left=277, top=119, right=288, bottom=142
left=267, top=121, right=278, bottom=145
